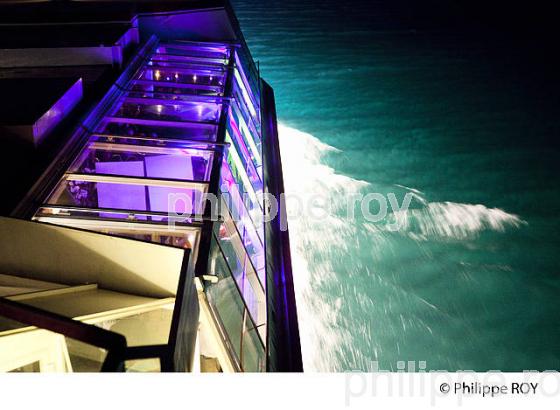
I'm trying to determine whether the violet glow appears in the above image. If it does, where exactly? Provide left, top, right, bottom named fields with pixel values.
left=34, top=40, right=268, bottom=356
left=32, top=78, right=83, bottom=146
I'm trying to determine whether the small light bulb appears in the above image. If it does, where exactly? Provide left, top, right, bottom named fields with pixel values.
left=154, top=70, right=161, bottom=80
left=193, top=74, right=198, bottom=82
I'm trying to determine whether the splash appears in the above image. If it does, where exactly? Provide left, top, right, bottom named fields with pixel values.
left=278, top=123, right=367, bottom=371
left=386, top=185, right=527, bottom=240
left=277, top=123, right=527, bottom=371
left=392, top=201, right=526, bottom=240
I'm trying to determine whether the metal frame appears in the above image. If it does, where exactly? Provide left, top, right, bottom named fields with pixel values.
left=103, top=115, right=219, bottom=128
left=0, top=298, right=127, bottom=372
left=90, top=133, right=230, bottom=149
left=9, top=21, right=303, bottom=371
left=132, top=79, right=223, bottom=94
left=34, top=204, right=207, bottom=225
left=0, top=246, right=196, bottom=373
left=205, top=233, right=266, bottom=372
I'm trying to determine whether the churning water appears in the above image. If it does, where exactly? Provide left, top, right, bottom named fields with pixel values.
left=233, top=0, right=560, bottom=371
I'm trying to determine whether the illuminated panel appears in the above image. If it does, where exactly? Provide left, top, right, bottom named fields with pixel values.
left=31, top=40, right=270, bottom=370
left=69, top=142, right=214, bottom=182
left=46, top=175, right=208, bottom=215
left=120, top=98, right=222, bottom=123
left=202, top=46, right=268, bottom=369
left=35, top=41, right=231, bottom=251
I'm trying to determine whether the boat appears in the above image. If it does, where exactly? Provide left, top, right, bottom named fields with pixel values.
left=0, top=0, right=302, bottom=372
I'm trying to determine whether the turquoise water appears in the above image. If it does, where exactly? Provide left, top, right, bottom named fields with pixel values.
left=233, top=0, right=560, bottom=371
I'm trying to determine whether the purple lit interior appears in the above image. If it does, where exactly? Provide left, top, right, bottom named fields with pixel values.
left=139, top=68, right=225, bottom=88
left=98, top=119, right=217, bottom=141
left=70, top=144, right=213, bottom=181
left=155, top=44, right=229, bottom=61
left=115, top=99, right=221, bottom=123
left=95, top=161, right=146, bottom=211
left=227, top=112, right=262, bottom=192
left=38, top=41, right=269, bottom=354
left=49, top=178, right=205, bottom=215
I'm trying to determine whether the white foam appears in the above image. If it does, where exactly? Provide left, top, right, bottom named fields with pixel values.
left=391, top=201, right=526, bottom=240
left=279, top=123, right=363, bottom=371
left=277, top=123, right=527, bottom=371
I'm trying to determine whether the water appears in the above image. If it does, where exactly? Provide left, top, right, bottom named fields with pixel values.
left=233, top=0, right=560, bottom=371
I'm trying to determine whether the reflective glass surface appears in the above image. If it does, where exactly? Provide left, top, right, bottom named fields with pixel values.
left=32, top=41, right=270, bottom=371
left=47, top=177, right=207, bottom=215
left=69, top=142, right=214, bottom=182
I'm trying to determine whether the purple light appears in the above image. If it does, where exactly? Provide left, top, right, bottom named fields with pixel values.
left=95, top=161, right=146, bottom=214
left=31, top=78, right=83, bottom=146
left=36, top=40, right=271, bottom=353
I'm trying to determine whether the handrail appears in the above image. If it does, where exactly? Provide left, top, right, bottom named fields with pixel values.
left=0, top=244, right=198, bottom=373
left=0, top=297, right=127, bottom=372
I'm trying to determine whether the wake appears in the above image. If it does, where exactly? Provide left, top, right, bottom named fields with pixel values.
left=277, top=123, right=526, bottom=371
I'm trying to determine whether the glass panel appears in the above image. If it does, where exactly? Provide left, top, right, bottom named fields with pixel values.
left=233, top=68, right=258, bottom=120
left=138, top=67, right=225, bottom=90
left=230, top=102, right=262, bottom=168
left=147, top=60, right=226, bottom=75
left=205, top=238, right=265, bottom=372
left=234, top=50, right=260, bottom=106
left=220, top=177, right=265, bottom=284
left=90, top=134, right=220, bottom=150
left=232, top=80, right=260, bottom=133
left=69, top=142, right=214, bottom=182
left=47, top=178, right=207, bottom=215
left=34, top=212, right=201, bottom=250
left=148, top=60, right=227, bottom=75
left=126, top=89, right=224, bottom=105
left=116, top=99, right=222, bottom=123
left=98, top=118, right=218, bottom=141
left=234, top=81, right=257, bottom=124
left=226, top=127, right=262, bottom=193
left=206, top=239, right=245, bottom=361
left=129, top=81, right=223, bottom=97
left=0, top=315, right=108, bottom=373
left=213, top=213, right=265, bottom=328
left=223, top=145, right=263, bottom=224
left=241, top=322, right=266, bottom=372
left=221, top=160, right=265, bottom=244
left=156, top=44, right=229, bottom=61
left=150, top=54, right=226, bottom=69
left=66, top=338, right=108, bottom=372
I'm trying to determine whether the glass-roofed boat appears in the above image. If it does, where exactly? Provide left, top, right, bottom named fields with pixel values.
left=0, top=0, right=301, bottom=373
